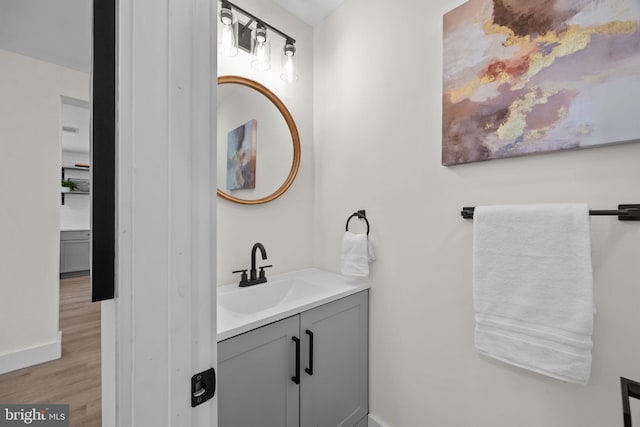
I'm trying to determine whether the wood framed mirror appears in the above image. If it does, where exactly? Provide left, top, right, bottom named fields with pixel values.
left=217, top=75, right=300, bottom=204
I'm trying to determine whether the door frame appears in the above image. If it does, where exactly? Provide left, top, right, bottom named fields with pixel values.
left=100, top=0, right=217, bottom=425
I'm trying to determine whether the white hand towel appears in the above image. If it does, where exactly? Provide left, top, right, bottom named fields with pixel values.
left=341, top=231, right=376, bottom=277
left=473, top=203, right=594, bottom=384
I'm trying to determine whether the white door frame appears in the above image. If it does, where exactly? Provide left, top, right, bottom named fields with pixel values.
left=101, top=0, right=217, bottom=425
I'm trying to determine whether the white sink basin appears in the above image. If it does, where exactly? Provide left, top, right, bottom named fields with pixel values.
left=217, top=268, right=370, bottom=341
left=218, top=277, right=324, bottom=315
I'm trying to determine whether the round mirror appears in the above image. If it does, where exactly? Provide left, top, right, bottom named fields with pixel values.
left=217, top=75, right=300, bottom=204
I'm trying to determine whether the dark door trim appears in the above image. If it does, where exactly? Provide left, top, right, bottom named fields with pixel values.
left=91, top=0, right=116, bottom=301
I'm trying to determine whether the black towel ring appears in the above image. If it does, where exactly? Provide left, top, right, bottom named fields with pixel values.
left=345, top=210, right=370, bottom=236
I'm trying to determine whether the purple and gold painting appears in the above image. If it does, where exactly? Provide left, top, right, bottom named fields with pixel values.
left=442, top=0, right=640, bottom=165
left=226, top=119, right=257, bottom=190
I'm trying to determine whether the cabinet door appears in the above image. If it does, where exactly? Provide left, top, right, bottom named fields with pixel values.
left=300, top=291, right=368, bottom=427
left=218, top=315, right=300, bottom=427
left=60, top=239, right=90, bottom=273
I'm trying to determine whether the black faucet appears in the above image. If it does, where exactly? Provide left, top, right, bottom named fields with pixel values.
left=232, top=242, right=272, bottom=287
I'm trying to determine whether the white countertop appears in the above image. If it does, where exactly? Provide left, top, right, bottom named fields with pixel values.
left=217, top=268, right=370, bottom=342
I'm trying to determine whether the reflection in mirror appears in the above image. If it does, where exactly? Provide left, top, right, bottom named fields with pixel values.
left=217, top=76, right=300, bottom=204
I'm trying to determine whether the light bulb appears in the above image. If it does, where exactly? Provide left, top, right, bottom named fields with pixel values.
left=251, top=24, right=271, bottom=71
left=218, top=2, right=238, bottom=57
left=280, top=41, right=298, bottom=82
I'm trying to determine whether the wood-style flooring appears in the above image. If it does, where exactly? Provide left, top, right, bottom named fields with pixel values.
left=0, top=275, right=101, bottom=426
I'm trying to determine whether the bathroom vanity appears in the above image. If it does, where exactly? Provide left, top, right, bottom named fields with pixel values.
left=217, top=269, right=369, bottom=427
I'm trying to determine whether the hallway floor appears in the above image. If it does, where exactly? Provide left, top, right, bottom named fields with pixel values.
left=0, top=276, right=101, bottom=426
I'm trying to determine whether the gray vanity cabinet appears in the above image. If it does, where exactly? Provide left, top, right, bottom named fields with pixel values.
left=300, top=291, right=369, bottom=427
left=218, top=315, right=300, bottom=427
left=218, top=290, right=369, bottom=427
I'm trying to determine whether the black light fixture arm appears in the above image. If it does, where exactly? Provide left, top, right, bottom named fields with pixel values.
left=220, top=0, right=296, bottom=44
left=240, top=18, right=254, bottom=34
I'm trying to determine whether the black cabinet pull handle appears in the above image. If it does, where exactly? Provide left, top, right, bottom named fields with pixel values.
left=305, top=330, right=314, bottom=376
left=292, top=336, right=300, bottom=385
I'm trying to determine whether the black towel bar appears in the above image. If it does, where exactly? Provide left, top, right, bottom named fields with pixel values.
left=621, top=377, right=640, bottom=427
left=346, top=210, right=370, bottom=235
left=461, top=204, right=640, bottom=221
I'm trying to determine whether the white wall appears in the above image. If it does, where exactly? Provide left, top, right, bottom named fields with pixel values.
left=314, top=1, right=640, bottom=426
left=0, top=49, right=89, bottom=362
left=217, top=0, right=314, bottom=285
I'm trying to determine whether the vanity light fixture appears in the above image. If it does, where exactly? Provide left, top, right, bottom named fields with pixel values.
left=218, top=0, right=298, bottom=82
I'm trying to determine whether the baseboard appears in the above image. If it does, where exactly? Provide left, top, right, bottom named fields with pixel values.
left=0, top=331, right=62, bottom=374
left=369, top=413, right=392, bottom=427
left=60, top=270, right=90, bottom=279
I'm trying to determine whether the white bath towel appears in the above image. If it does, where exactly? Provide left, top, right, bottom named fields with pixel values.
left=473, top=204, right=594, bottom=384
left=341, top=231, right=376, bottom=277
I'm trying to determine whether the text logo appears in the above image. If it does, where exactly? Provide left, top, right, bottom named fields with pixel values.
left=0, top=405, right=69, bottom=427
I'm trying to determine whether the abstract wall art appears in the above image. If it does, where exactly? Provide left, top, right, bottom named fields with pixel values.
left=226, top=119, right=257, bottom=190
left=442, top=0, right=640, bottom=165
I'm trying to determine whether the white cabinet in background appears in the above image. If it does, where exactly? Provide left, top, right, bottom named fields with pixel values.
left=218, top=290, right=369, bottom=427
left=60, top=230, right=90, bottom=277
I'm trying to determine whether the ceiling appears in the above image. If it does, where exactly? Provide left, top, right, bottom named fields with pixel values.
left=0, top=0, right=343, bottom=73
left=274, top=0, right=346, bottom=26
left=0, top=0, right=91, bottom=73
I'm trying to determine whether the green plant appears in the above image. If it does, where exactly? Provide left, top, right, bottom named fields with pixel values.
left=61, top=178, right=78, bottom=191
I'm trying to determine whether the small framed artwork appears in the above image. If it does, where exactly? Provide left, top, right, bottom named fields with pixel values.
left=226, top=119, right=257, bottom=190
left=443, top=0, right=640, bottom=165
